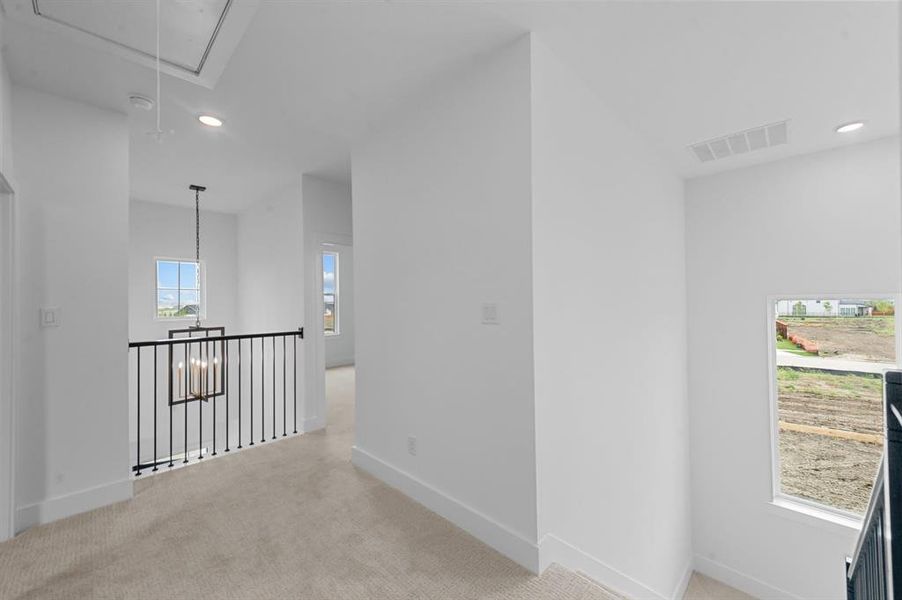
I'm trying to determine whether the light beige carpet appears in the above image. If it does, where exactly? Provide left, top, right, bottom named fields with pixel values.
left=0, top=367, right=622, bottom=600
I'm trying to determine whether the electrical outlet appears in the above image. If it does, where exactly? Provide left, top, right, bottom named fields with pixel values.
left=407, top=436, right=417, bottom=456
left=40, top=306, right=60, bottom=328
left=481, top=303, right=499, bottom=325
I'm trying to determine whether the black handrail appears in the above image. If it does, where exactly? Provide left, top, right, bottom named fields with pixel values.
left=847, top=370, right=902, bottom=599
left=128, top=327, right=304, bottom=476
left=129, top=328, right=303, bottom=348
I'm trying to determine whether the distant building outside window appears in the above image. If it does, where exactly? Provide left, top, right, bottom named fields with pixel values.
left=323, top=252, right=338, bottom=335
left=156, top=259, right=202, bottom=319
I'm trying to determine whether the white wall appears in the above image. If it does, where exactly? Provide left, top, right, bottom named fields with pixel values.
left=686, top=136, right=901, bottom=599
left=13, top=86, right=131, bottom=530
left=351, top=37, right=539, bottom=568
left=236, top=183, right=311, bottom=431
left=530, top=40, right=692, bottom=599
left=0, top=12, right=15, bottom=541
left=128, top=199, right=239, bottom=341
left=0, top=15, right=13, bottom=179
left=237, top=184, right=304, bottom=334
left=301, top=175, right=354, bottom=368
left=0, top=189, right=10, bottom=541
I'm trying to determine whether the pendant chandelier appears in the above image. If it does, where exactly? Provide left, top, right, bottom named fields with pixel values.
left=168, top=184, right=225, bottom=404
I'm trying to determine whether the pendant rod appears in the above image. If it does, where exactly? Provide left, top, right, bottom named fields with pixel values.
left=154, top=0, right=162, bottom=139
left=189, top=185, right=207, bottom=329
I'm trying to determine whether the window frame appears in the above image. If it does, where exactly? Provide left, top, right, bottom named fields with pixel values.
left=322, top=251, right=339, bottom=337
left=765, top=293, right=902, bottom=526
left=153, top=257, right=206, bottom=322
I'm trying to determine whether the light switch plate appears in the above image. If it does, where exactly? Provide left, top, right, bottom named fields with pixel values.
left=40, top=307, right=60, bottom=328
left=481, top=303, right=499, bottom=325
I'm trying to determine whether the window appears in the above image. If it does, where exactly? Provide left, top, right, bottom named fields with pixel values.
left=323, top=251, right=338, bottom=335
left=156, top=259, right=202, bottom=319
left=772, top=297, right=896, bottom=516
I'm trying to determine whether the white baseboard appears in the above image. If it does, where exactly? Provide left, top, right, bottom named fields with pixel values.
left=351, top=445, right=540, bottom=572
left=539, top=533, right=682, bottom=600
left=694, top=554, right=802, bottom=600
left=671, top=560, right=694, bottom=600
left=15, top=478, right=133, bottom=533
left=303, top=415, right=326, bottom=432
left=325, top=358, right=355, bottom=369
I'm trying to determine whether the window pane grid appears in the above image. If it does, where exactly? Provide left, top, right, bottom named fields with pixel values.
left=156, top=259, right=202, bottom=319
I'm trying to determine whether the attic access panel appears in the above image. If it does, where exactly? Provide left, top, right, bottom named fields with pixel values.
left=32, top=0, right=232, bottom=75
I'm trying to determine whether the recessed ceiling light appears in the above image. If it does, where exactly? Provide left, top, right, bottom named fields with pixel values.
left=835, top=121, right=864, bottom=134
left=198, top=115, right=223, bottom=127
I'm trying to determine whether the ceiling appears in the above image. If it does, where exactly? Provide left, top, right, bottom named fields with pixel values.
left=1, top=1, right=897, bottom=213
left=517, top=1, right=899, bottom=180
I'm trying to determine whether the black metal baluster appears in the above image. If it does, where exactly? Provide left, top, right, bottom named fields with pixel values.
left=293, top=334, right=298, bottom=434
left=184, top=341, right=189, bottom=464
left=238, top=339, right=243, bottom=449
left=198, top=339, right=204, bottom=460
left=249, top=338, right=255, bottom=446
left=260, top=337, right=265, bottom=443
left=212, top=338, right=217, bottom=456
left=168, top=345, right=174, bottom=467
left=153, top=346, right=158, bottom=471
left=136, top=348, right=141, bottom=476
left=272, top=336, right=276, bottom=440
left=225, top=339, right=230, bottom=452
left=282, top=336, right=287, bottom=437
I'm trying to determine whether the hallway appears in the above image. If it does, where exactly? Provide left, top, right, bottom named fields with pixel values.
left=0, top=367, right=621, bottom=599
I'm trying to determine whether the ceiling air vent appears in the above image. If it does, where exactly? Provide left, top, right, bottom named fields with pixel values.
left=689, top=120, right=790, bottom=163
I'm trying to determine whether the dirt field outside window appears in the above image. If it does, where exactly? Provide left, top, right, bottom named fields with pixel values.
left=779, top=316, right=894, bottom=363
left=777, top=367, right=883, bottom=514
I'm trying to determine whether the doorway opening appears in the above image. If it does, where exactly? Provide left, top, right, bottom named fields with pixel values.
left=321, top=243, right=354, bottom=369
left=317, top=240, right=355, bottom=433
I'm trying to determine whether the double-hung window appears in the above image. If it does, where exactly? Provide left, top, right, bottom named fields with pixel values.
left=156, top=259, right=202, bottom=319
left=771, top=296, right=897, bottom=517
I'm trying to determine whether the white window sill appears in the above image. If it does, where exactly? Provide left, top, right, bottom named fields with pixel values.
left=767, top=497, right=862, bottom=535
left=154, top=318, right=207, bottom=323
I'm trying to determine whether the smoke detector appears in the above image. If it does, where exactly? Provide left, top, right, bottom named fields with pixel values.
left=689, top=120, right=789, bottom=163
left=128, top=94, right=154, bottom=111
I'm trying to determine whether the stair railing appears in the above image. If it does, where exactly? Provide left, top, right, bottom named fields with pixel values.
left=846, top=370, right=902, bottom=599
left=127, top=328, right=304, bottom=476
